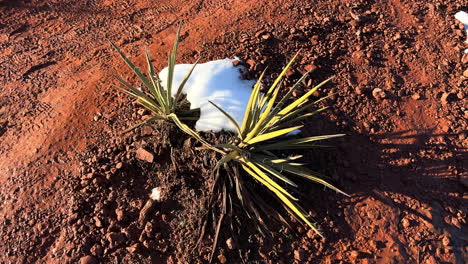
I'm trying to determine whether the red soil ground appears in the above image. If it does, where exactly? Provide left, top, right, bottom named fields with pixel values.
left=0, top=0, right=467, bottom=263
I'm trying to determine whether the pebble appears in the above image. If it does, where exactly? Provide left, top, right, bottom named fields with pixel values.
left=106, top=232, right=126, bottom=249
left=115, top=208, right=126, bottom=222
left=137, top=109, right=147, bottom=116
left=226, top=237, right=236, bottom=250
left=217, top=254, right=227, bottom=263
left=80, top=255, right=98, bottom=264
left=402, top=218, right=410, bottom=228
left=135, top=148, right=154, bottom=163
left=411, top=93, right=421, bottom=100
left=441, top=92, right=455, bottom=105
left=115, top=162, right=123, bottom=169
left=349, top=250, right=360, bottom=259
left=464, top=69, right=468, bottom=78
left=442, top=236, right=450, bottom=247
left=372, top=88, right=386, bottom=100
left=90, top=244, right=103, bottom=257
left=294, top=249, right=305, bottom=261
left=261, top=33, right=272, bottom=40
left=127, top=243, right=143, bottom=254
left=138, top=199, right=155, bottom=225
left=140, top=126, right=153, bottom=136
left=304, top=64, right=317, bottom=73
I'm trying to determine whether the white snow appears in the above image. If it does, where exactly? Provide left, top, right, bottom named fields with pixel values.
left=150, top=187, right=161, bottom=201
left=455, top=11, right=468, bottom=53
left=159, top=59, right=256, bottom=132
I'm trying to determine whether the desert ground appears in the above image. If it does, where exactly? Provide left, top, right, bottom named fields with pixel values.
left=0, top=0, right=467, bottom=263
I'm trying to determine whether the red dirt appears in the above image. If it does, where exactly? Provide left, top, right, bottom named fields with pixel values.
left=0, top=0, right=467, bottom=263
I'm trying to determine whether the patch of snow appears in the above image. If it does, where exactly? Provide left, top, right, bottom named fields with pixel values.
left=455, top=11, right=468, bottom=53
left=159, top=59, right=256, bottom=132
left=150, top=187, right=161, bottom=201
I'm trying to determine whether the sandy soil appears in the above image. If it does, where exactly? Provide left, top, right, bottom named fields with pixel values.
left=0, top=0, right=467, bottom=263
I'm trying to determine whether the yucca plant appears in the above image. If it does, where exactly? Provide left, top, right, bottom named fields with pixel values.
left=111, top=25, right=204, bottom=135
left=200, top=54, right=348, bottom=251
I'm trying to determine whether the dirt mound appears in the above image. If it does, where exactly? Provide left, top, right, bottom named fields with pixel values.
left=0, top=0, right=467, bottom=263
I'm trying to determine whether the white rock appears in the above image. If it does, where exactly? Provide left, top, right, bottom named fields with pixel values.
left=150, top=187, right=161, bottom=201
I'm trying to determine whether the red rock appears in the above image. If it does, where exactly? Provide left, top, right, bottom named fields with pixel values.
left=304, top=64, right=317, bottom=72
left=80, top=255, right=98, bottom=264
left=136, top=148, right=154, bottom=163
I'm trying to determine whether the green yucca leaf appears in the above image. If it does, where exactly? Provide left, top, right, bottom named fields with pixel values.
left=110, top=42, right=153, bottom=91
left=240, top=158, right=298, bottom=200
left=144, top=48, right=167, bottom=110
left=270, top=162, right=348, bottom=197
left=271, top=107, right=329, bottom=131
left=241, top=163, right=323, bottom=237
left=240, top=69, right=267, bottom=137
left=254, top=134, right=345, bottom=151
left=246, top=125, right=303, bottom=145
left=166, top=24, right=182, bottom=108
left=277, top=77, right=332, bottom=117
left=214, top=144, right=244, bottom=154
left=254, top=160, right=298, bottom=187
left=208, top=101, right=242, bottom=136
left=169, top=113, right=224, bottom=154
left=268, top=155, right=303, bottom=164
left=173, top=58, right=200, bottom=109
left=259, top=52, right=298, bottom=110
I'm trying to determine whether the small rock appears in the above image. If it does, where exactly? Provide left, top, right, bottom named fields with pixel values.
left=451, top=217, right=462, bottom=229
left=217, top=254, right=227, bottom=264
left=464, top=69, right=468, bottom=78
left=411, top=93, right=421, bottom=100
left=394, top=32, right=402, bottom=40
left=402, top=218, right=410, bottom=228
left=442, top=236, right=450, bottom=247
left=115, top=162, right=123, bottom=169
left=90, top=244, right=103, bottom=257
left=261, top=33, right=272, bottom=39
left=127, top=243, right=143, bottom=254
left=68, top=213, right=79, bottom=224
left=140, top=126, right=153, bottom=136
left=441, top=92, right=455, bottom=105
left=462, top=54, right=468, bottom=64
left=304, top=64, right=317, bottom=72
left=80, top=255, right=98, bottom=264
left=144, top=222, right=154, bottom=235
left=94, top=216, right=103, bottom=228
left=143, top=239, right=157, bottom=250
left=226, top=237, right=236, bottom=250
left=138, top=199, right=156, bottom=225
left=232, top=60, right=240, bottom=67
left=246, top=59, right=256, bottom=71
left=372, top=88, right=386, bottom=100
left=106, top=232, right=126, bottom=249
left=255, top=29, right=267, bottom=38
left=115, top=208, right=126, bottom=222
left=83, top=172, right=95, bottom=180
left=136, top=148, right=154, bottom=163
left=137, top=109, right=147, bottom=116
left=349, top=250, right=360, bottom=259
left=150, top=187, right=161, bottom=201
left=294, top=249, right=305, bottom=261
left=306, top=229, right=316, bottom=239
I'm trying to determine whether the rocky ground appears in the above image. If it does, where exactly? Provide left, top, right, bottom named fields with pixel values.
left=0, top=0, right=467, bottom=263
